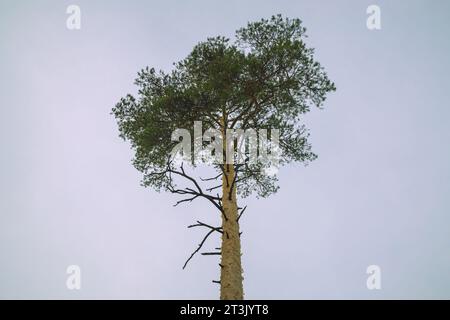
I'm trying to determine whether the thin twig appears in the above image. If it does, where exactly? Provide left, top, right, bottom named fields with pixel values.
left=201, top=252, right=221, bottom=256
left=237, top=206, right=247, bottom=222
left=182, top=229, right=216, bottom=270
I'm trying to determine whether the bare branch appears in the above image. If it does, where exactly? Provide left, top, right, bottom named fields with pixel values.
left=206, top=184, right=222, bottom=192
left=158, top=159, right=226, bottom=217
left=182, top=229, right=216, bottom=270
left=155, top=158, right=229, bottom=270
left=200, top=173, right=222, bottom=181
left=174, top=194, right=199, bottom=207
left=188, top=221, right=223, bottom=234
left=237, top=205, right=247, bottom=222
left=201, top=252, right=221, bottom=256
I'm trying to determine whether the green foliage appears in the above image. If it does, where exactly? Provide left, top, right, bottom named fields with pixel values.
left=112, top=14, right=336, bottom=198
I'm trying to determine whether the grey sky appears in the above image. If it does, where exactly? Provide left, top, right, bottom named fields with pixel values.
left=1, top=0, right=449, bottom=299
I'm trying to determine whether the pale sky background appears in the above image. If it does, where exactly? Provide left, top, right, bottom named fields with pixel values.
left=1, top=0, right=449, bottom=299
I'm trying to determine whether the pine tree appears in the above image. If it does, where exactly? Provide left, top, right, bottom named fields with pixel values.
left=112, top=15, right=335, bottom=300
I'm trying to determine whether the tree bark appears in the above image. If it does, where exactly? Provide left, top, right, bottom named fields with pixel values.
left=220, top=163, right=244, bottom=299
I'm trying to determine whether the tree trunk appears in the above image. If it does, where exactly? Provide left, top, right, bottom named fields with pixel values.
left=220, top=163, right=244, bottom=300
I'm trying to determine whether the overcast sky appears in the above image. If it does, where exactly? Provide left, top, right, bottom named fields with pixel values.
left=1, top=0, right=450, bottom=299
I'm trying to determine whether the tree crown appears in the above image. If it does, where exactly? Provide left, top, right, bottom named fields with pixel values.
left=112, top=15, right=336, bottom=198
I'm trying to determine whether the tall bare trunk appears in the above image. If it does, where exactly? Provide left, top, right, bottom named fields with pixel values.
left=220, top=120, right=244, bottom=300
